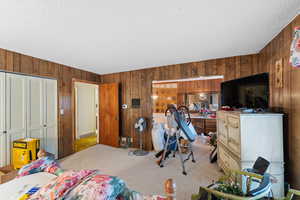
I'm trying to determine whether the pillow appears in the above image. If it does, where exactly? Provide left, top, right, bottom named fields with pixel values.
left=29, top=170, right=95, bottom=200
left=18, top=156, right=63, bottom=178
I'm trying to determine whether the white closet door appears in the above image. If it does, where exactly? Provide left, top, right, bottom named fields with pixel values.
left=44, top=79, right=58, bottom=158
left=0, top=72, right=6, bottom=167
left=27, top=76, right=45, bottom=149
left=6, top=73, right=27, bottom=164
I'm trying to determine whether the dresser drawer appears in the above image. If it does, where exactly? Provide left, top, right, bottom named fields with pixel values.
left=228, top=154, right=240, bottom=171
left=218, top=144, right=231, bottom=170
left=218, top=143, right=241, bottom=172
left=227, top=116, right=241, bottom=155
left=191, top=118, right=205, bottom=134
left=217, top=112, right=226, bottom=121
left=217, top=119, right=228, bottom=144
left=205, top=119, right=217, bottom=133
left=228, top=116, right=239, bottom=128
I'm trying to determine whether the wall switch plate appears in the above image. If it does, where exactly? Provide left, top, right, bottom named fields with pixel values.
left=60, top=109, right=64, bottom=115
left=121, top=137, right=127, bottom=142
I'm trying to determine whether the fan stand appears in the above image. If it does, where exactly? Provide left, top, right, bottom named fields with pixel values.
left=133, top=132, right=149, bottom=156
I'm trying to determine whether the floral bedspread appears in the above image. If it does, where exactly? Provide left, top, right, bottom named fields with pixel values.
left=28, top=170, right=166, bottom=200
left=18, top=157, right=166, bottom=200
left=18, top=156, right=63, bottom=178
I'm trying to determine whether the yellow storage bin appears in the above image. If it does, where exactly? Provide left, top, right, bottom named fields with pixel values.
left=12, top=138, right=40, bottom=169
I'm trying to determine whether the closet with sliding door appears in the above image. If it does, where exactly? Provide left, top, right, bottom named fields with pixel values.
left=0, top=72, right=58, bottom=167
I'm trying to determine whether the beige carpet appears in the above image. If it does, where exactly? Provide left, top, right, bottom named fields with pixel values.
left=59, top=138, right=222, bottom=200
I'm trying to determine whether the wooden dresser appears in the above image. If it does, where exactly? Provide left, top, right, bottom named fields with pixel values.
left=216, top=111, right=284, bottom=198
left=191, top=118, right=216, bottom=134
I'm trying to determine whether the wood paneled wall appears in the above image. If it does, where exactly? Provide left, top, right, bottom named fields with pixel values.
left=0, top=48, right=100, bottom=158
left=258, top=15, right=300, bottom=188
left=101, top=54, right=259, bottom=149
left=101, top=15, right=300, bottom=188
left=177, top=78, right=223, bottom=94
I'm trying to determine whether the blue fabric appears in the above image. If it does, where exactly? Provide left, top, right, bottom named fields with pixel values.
left=248, top=174, right=272, bottom=196
left=174, top=112, right=197, bottom=142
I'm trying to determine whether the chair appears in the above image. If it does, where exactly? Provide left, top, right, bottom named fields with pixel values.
left=280, top=189, right=300, bottom=200
left=192, top=169, right=272, bottom=200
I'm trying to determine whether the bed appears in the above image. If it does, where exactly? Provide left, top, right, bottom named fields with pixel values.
left=0, top=157, right=174, bottom=200
left=0, top=172, right=57, bottom=200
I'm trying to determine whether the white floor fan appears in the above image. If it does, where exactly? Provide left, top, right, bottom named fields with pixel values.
left=133, top=117, right=149, bottom=156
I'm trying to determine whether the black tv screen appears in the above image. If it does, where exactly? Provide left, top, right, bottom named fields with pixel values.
left=221, top=73, right=269, bottom=109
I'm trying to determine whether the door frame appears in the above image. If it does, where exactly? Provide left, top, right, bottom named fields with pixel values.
left=71, top=78, right=100, bottom=153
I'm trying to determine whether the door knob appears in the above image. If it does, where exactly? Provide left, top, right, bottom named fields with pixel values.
left=43, top=125, right=47, bottom=127
left=0, top=131, right=7, bottom=136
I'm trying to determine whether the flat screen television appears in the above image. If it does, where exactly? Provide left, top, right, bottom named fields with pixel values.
left=221, top=73, right=269, bottom=109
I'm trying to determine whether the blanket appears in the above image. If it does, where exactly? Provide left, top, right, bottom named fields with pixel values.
left=29, top=170, right=125, bottom=200
left=17, top=157, right=166, bottom=200
left=18, top=156, right=64, bottom=178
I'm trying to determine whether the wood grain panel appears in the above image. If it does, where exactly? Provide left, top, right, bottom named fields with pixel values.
left=32, top=59, right=41, bottom=75
left=13, top=52, right=21, bottom=72
left=59, top=66, right=73, bottom=157
left=0, top=49, right=6, bottom=69
left=291, top=69, right=300, bottom=188
left=258, top=15, right=300, bottom=188
left=177, top=79, right=222, bottom=94
left=20, top=55, right=33, bottom=74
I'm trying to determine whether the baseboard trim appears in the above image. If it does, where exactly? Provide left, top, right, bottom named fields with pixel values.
left=79, top=132, right=96, bottom=138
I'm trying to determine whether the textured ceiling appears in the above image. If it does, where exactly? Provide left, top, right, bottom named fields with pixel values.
left=0, top=0, right=299, bottom=74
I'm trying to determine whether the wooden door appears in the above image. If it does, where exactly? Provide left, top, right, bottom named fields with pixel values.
left=44, top=79, right=58, bottom=158
left=0, top=72, right=6, bottom=167
left=27, top=76, right=45, bottom=149
left=6, top=73, right=27, bottom=164
left=99, top=83, right=119, bottom=147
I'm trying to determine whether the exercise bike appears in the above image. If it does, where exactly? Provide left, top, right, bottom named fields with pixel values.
left=155, top=105, right=197, bottom=175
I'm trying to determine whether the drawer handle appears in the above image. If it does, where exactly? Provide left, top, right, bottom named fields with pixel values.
left=228, top=138, right=240, bottom=146
left=228, top=122, right=239, bottom=128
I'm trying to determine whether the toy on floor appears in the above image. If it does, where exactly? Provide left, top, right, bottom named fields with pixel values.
left=155, top=105, right=197, bottom=175
left=164, top=178, right=176, bottom=200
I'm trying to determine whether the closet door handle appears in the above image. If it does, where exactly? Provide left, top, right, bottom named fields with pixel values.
left=43, top=125, right=47, bottom=127
left=0, top=131, right=7, bottom=136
